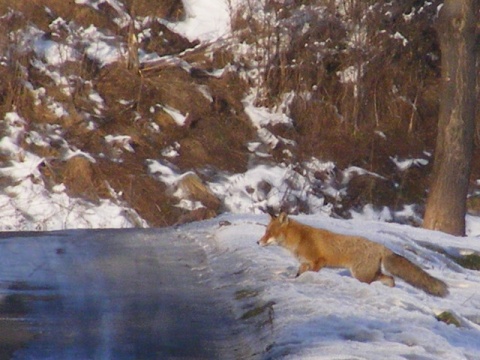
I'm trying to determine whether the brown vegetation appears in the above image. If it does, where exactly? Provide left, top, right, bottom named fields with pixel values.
left=1, top=0, right=477, bottom=226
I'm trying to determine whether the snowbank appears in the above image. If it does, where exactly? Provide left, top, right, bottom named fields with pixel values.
left=200, top=213, right=480, bottom=359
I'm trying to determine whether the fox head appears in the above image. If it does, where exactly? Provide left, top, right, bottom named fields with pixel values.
left=257, top=212, right=289, bottom=246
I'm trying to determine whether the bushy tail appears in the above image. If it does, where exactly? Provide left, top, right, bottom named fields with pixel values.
left=383, top=253, right=449, bottom=297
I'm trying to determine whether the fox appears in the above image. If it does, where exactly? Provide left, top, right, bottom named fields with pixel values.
left=257, top=212, right=448, bottom=297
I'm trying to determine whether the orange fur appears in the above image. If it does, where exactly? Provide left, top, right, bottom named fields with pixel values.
left=258, top=213, right=448, bottom=297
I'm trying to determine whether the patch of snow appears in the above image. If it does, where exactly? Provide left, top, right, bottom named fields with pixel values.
left=375, top=130, right=387, bottom=139
left=30, top=57, right=75, bottom=96
left=33, top=37, right=78, bottom=66
left=391, top=156, right=429, bottom=172
left=337, top=65, right=361, bottom=84
left=242, top=93, right=295, bottom=149
left=392, top=31, right=409, bottom=46
left=63, top=149, right=97, bottom=163
left=0, top=112, right=143, bottom=230
left=196, top=85, right=213, bottom=102
left=243, top=94, right=293, bottom=129
left=105, top=135, right=135, bottom=153
left=47, top=101, right=69, bottom=118
left=161, top=142, right=181, bottom=158
left=159, top=105, right=188, bottom=126
left=166, top=0, right=235, bottom=42
left=208, top=164, right=328, bottom=215
left=350, top=204, right=393, bottom=222
left=0, top=177, right=142, bottom=230
left=88, top=91, right=105, bottom=107
left=176, top=199, right=204, bottom=211
left=79, top=25, right=125, bottom=67
left=147, top=159, right=184, bottom=187
left=342, top=166, right=385, bottom=184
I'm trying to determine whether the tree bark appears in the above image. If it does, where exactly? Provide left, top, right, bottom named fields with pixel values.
left=423, top=0, right=477, bottom=236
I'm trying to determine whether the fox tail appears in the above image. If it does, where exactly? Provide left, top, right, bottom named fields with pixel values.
left=383, top=253, right=448, bottom=297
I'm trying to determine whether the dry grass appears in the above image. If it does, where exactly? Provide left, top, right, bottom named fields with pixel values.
left=124, top=0, right=184, bottom=19
left=95, top=158, right=184, bottom=227
left=0, top=0, right=253, bottom=226
left=176, top=173, right=221, bottom=210
left=61, top=156, right=105, bottom=202
left=232, top=0, right=441, bottom=133
left=228, top=0, right=443, bottom=212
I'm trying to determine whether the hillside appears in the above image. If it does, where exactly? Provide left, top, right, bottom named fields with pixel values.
left=0, top=0, right=479, bottom=229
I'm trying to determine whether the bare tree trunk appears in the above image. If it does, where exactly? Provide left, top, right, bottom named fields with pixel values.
left=423, top=0, right=478, bottom=236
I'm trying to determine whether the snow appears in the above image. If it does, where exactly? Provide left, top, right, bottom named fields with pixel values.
left=242, top=93, right=296, bottom=151
left=0, top=112, right=145, bottom=230
left=147, top=159, right=183, bottom=186
left=158, top=105, right=188, bottom=126
left=161, top=142, right=181, bottom=158
left=167, top=0, right=235, bottom=42
left=243, top=93, right=293, bottom=129
left=202, top=213, right=480, bottom=359
left=393, top=31, right=409, bottom=46
left=391, top=155, right=429, bottom=172
left=208, top=163, right=329, bottom=215
left=18, top=22, right=123, bottom=69
left=104, top=134, right=135, bottom=153
left=79, top=25, right=125, bottom=67
left=33, top=37, right=78, bottom=66
left=3, top=211, right=480, bottom=358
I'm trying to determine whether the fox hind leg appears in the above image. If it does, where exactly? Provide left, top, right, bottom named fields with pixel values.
left=351, top=261, right=394, bottom=287
left=374, top=273, right=395, bottom=287
left=352, top=267, right=395, bottom=287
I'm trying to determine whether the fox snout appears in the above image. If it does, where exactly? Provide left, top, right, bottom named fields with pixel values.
left=258, top=226, right=270, bottom=246
left=258, top=211, right=287, bottom=247
left=257, top=237, right=266, bottom=246
left=257, top=235, right=275, bottom=246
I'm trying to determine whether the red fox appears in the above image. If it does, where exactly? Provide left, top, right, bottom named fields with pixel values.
left=258, top=212, right=448, bottom=297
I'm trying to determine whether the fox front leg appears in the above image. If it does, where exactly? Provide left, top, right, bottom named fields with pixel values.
left=296, top=262, right=311, bottom=277
left=296, top=258, right=326, bottom=277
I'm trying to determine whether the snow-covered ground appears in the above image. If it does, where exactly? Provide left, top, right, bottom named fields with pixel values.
left=206, top=213, right=480, bottom=359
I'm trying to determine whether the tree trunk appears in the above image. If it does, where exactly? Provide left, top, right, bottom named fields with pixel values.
left=423, top=0, right=477, bottom=236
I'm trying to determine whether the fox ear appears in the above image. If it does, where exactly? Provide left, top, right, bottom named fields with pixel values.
left=265, top=206, right=277, bottom=219
left=278, top=212, right=289, bottom=224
